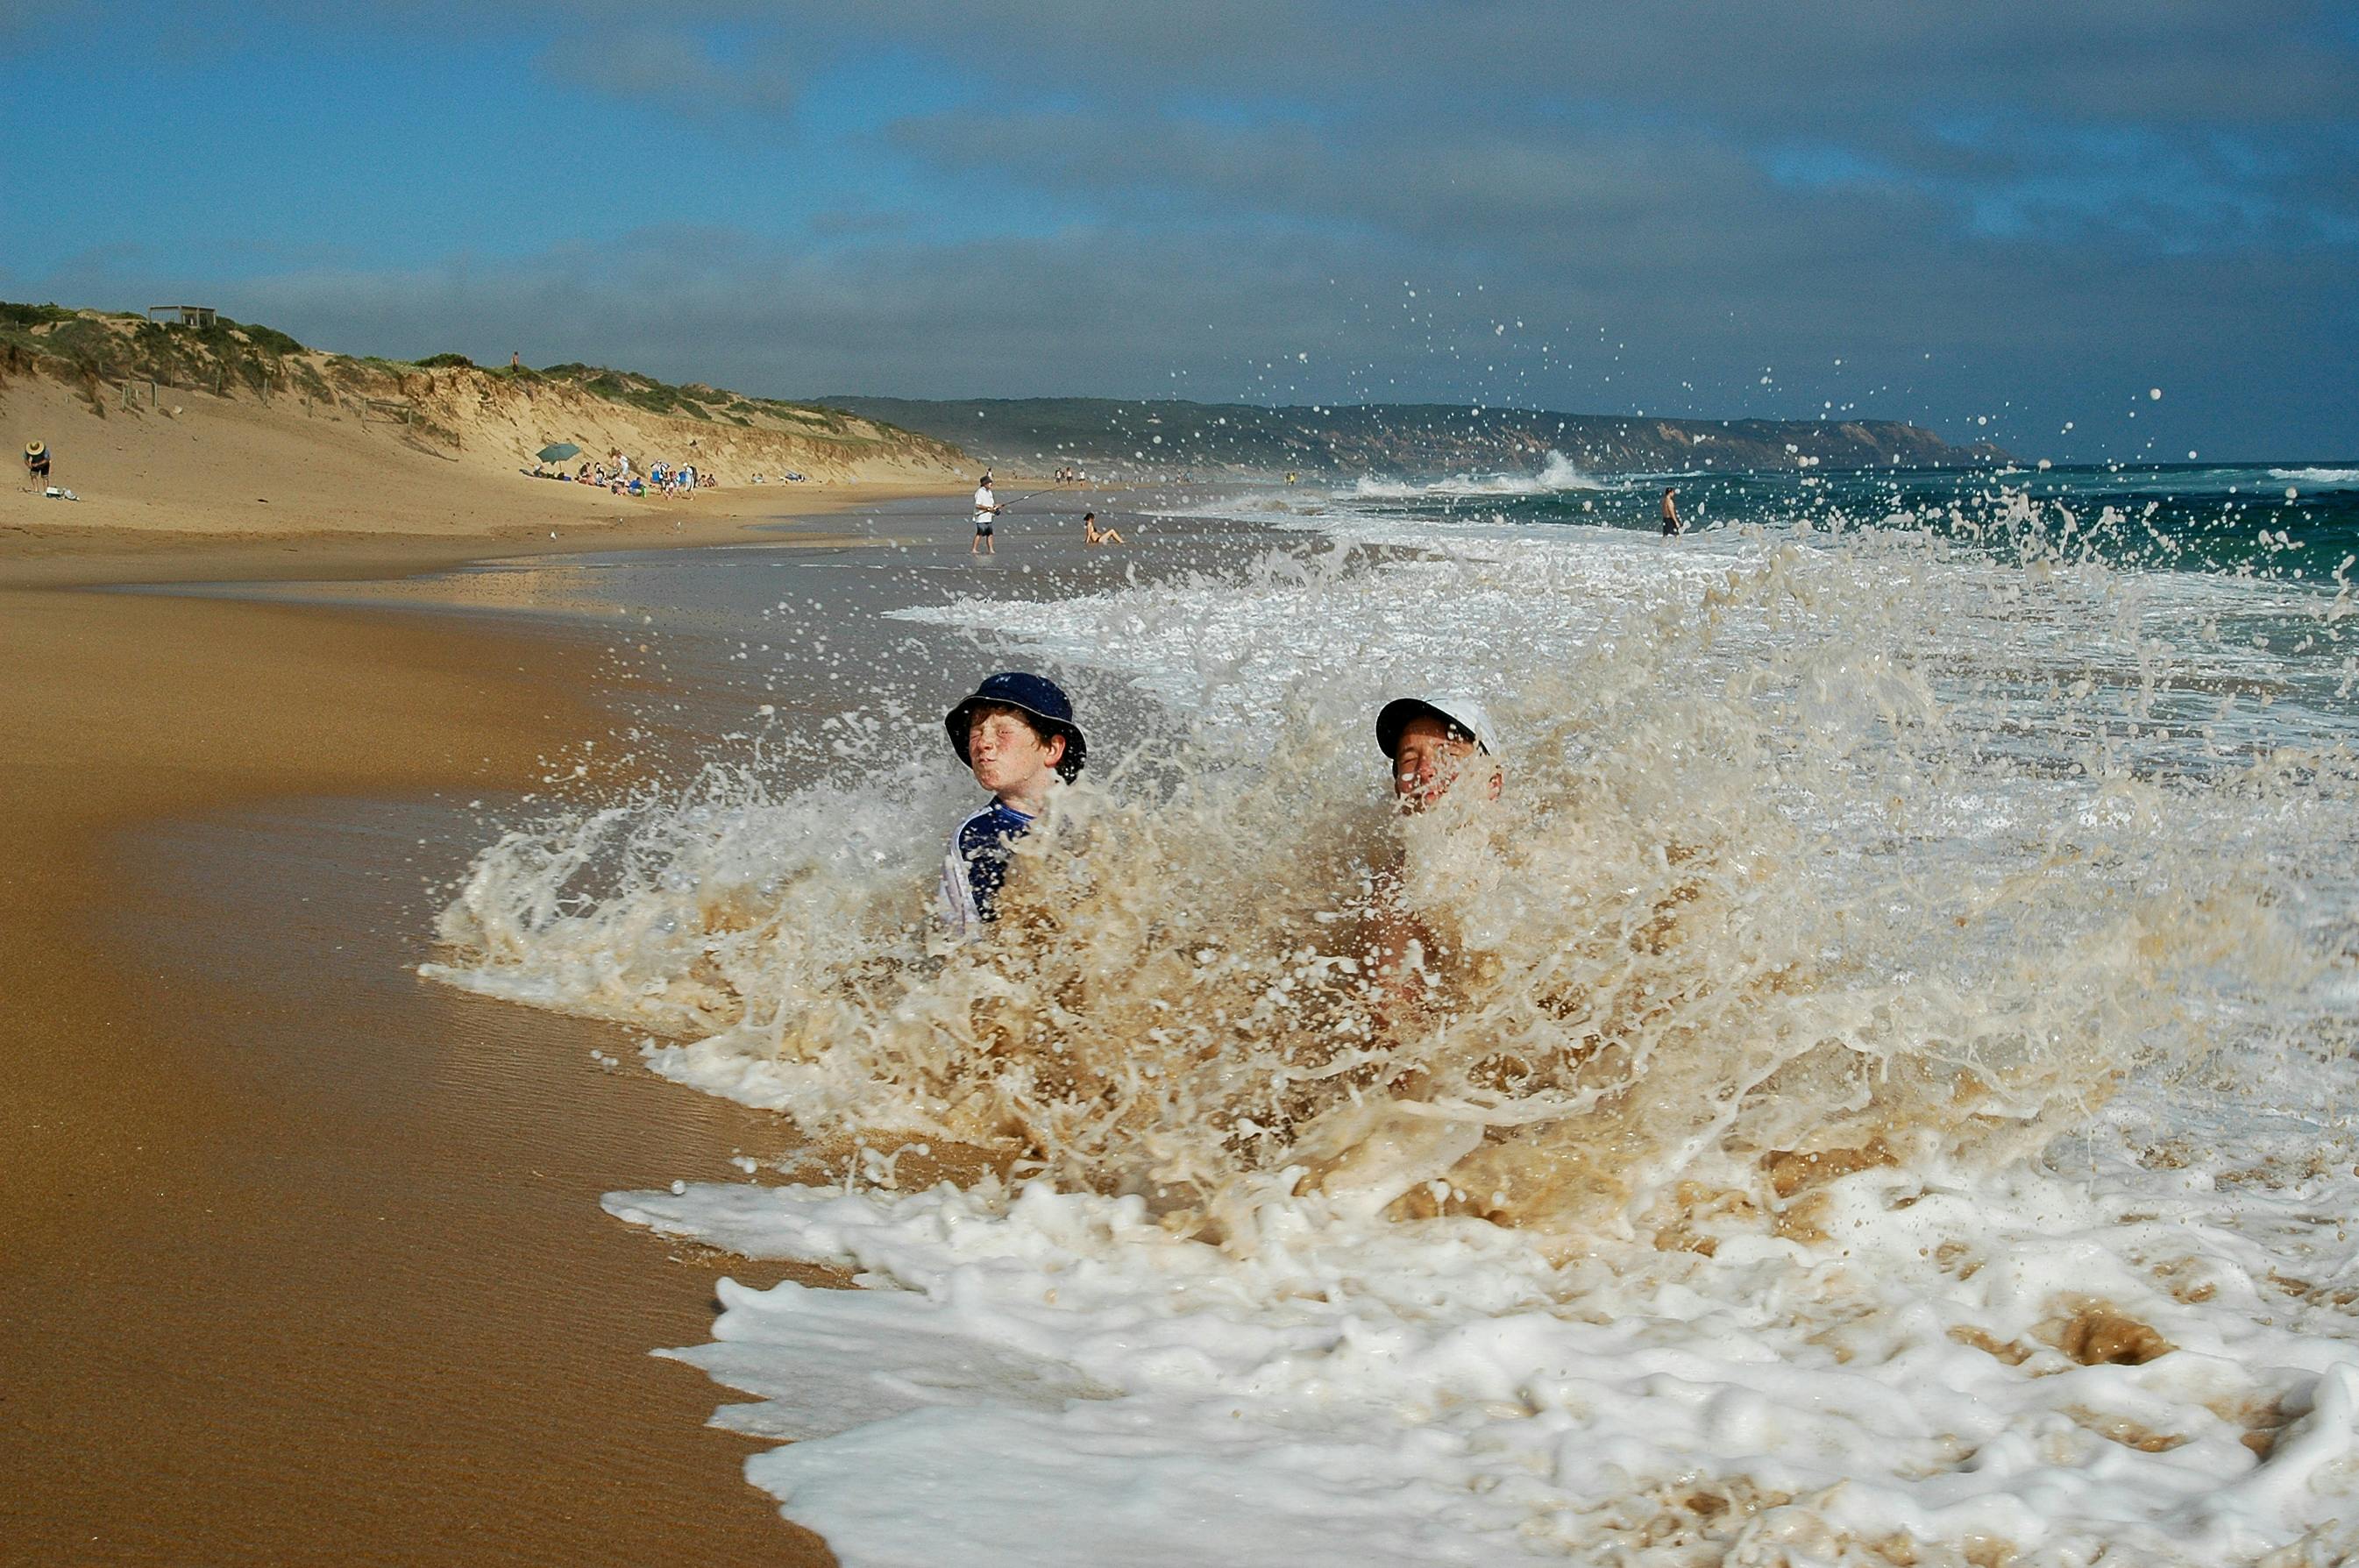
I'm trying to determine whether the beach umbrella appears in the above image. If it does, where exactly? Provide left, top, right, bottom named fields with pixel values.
left=537, top=442, right=580, bottom=463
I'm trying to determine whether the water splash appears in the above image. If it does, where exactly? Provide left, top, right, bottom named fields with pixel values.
left=429, top=523, right=2354, bottom=1245
left=1349, top=449, right=1604, bottom=500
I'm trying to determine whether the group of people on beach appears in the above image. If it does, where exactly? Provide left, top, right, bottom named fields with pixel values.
left=970, top=473, right=1126, bottom=556
left=522, top=452, right=717, bottom=496
left=936, top=670, right=1495, bottom=997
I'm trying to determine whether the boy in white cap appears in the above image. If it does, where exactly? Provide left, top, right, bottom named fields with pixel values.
left=1375, top=695, right=1501, bottom=810
left=1363, top=695, right=1501, bottom=1018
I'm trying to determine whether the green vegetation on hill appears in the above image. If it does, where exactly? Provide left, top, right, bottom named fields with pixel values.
left=0, top=302, right=959, bottom=465
left=0, top=303, right=332, bottom=403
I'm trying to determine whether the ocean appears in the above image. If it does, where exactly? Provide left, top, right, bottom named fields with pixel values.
left=429, top=457, right=2359, bottom=1565
left=1340, top=457, right=2359, bottom=577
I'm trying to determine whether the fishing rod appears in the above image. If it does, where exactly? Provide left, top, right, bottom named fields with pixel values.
left=992, top=486, right=1065, bottom=514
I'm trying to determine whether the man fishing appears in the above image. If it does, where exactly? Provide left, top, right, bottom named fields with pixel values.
left=938, top=671, right=1087, bottom=936
left=971, top=473, right=1001, bottom=556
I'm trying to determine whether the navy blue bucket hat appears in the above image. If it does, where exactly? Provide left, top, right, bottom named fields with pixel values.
left=945, top=671, right=1087, bottom=781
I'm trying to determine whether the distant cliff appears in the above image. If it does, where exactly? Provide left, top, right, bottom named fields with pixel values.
left=814, top=395, right=2010, bottom=478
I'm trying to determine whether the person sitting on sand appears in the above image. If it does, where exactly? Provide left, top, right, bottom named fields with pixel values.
left=1660, top=486, right=1683, bottom=536
left=938, top=671, right=1086, bottom=937
left=971, top=474, right=1001, bottom=556
left=25, top=440, right=51, bottom=486
left=1082, top=511, right=1125, bottom=547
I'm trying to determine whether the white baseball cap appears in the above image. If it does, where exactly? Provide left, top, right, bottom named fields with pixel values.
left=1375, top=695, right=1496, bottom=757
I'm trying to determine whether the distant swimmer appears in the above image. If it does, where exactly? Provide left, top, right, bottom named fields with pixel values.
left=1082, top=510, right=1126, bottom=547
left=971, top=473, right=1001, bottom=556
left=938, top=671, right=1087, bottom=937
left=1660, top=486, right=1683, bottom=536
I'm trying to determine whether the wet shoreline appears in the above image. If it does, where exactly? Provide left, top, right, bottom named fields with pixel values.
left=0, top=491, right=1307, bottom=1564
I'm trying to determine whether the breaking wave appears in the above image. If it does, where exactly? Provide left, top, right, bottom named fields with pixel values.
left=1349, top=449, right=1604, bottom=500
left=427, top=523, right=2355, bottom=1244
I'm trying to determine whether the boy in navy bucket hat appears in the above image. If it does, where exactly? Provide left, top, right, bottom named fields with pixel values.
left=939, top=671, right=1087, bottom=934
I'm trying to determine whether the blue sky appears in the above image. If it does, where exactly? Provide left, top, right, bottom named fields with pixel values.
left=4, top=0, right=2353, bottom=458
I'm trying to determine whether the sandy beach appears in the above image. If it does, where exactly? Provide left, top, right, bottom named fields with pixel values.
left=12, top=8, right=2351, bottom=1558
left=0, top=459, right=1265, bottom=1562
left=0, top=589, right=833, bottom=1564
left=0, top=467, right=998, bottom=1564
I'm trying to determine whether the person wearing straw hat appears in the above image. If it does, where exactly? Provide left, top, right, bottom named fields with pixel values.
left=938, top=671, right=1088, bottom=935
left=24, top=440, right=50, bottom=486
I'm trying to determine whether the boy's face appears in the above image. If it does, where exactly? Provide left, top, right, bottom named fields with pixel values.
left=967, top=705, right=1065, bottom=798
left=1393, top=714, right=1498, bottom=812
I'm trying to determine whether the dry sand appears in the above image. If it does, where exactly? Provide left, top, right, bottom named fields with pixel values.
left=2, top=366, right=980, bottom=582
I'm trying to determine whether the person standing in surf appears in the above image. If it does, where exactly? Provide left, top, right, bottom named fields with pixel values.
left=971, top=473, right=1002, bottom=556
left=1660, top=486, right=1683, bottom=536
left=939, top=672, right=1087, bottom=937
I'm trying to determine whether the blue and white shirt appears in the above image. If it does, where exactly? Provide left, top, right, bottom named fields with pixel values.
left=939, top=800, right=1037, bottom=936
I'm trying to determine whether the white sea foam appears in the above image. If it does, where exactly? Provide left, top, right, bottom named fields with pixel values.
left=610, top=1089, right=2359, bottom=1565
left=432, top=482, right=2359, bottom=1563
left=2270, top=468, right=2359, bottom=486
left=1347, top=450, right=1606, bottom=500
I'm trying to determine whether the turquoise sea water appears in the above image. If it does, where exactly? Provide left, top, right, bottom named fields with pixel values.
left=1347, top=460, right=2359, bottom=579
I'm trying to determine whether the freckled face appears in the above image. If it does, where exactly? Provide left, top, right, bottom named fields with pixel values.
left=967, top=707, right=1063, bottom=796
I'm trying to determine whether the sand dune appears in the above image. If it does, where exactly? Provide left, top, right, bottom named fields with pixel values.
left=1, top=326, right=970, bottom=546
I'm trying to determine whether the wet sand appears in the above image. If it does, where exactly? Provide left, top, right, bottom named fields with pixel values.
left=0, top=583, right=840, bottom=1564
left=0, top=489, right=1324, bottom=1564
